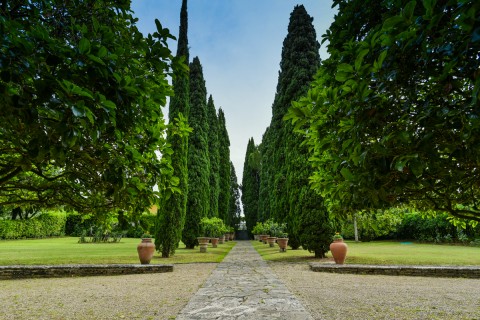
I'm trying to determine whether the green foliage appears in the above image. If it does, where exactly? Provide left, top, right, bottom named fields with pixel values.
left=183, top=57, right=210, bottom=249
left=155, top=0, right=191, bottom=258
left=342, top=209, right=403, bottom=242
left=77, top=227, right=125, bottom=243
left=252, top=222, right=265, bottom=235
left=199, top=217, right=227, bottom=238
left=395, top=211, right=480, bottom=243
left=287, top=0, right=480, bottom=222
left=0, top=212, right=66, bottom=239
left=297, top=202, right=334, bottom=258
left=207, top=95, right=220, bottom=218
left=242, top=138, right=261, bottom=235
left=258, top=129, right=273, bottom=221
left=252, top=219, right=287, bottom=238
left=227, top=162, right=241, bottom=228
left=217, top=109, right=231, bottom=222
left=0, top=1, right=182, bottom=215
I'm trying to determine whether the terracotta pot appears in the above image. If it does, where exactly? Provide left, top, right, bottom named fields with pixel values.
left=197, top=237, right=210, bottom=253
left=260, top=234, right=270, bottom=244
left=254, top=234, right=260, bottom=241
left=267, top=237, right=277, bottom=247
left=330, top=239, right=348, bottom=264
left=211, top=237, right=219, bottom=248
left=229, top=233, right=235, bottom=241
left=218, top=235, right=225, bottom=244
left=276, top=238, right=289, bottom=252
left=137, top=238, right=155, bottom=264
left=224, top=234, right=229, bottom=242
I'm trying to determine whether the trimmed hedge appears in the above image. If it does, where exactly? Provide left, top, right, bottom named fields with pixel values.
left=0, top=213, right=66, bottom=239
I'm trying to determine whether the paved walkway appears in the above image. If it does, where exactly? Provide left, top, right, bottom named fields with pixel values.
left=176, top=241, right=314, bottom=319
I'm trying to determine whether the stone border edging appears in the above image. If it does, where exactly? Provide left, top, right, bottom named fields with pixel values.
left=309, top=263, right=480, bottom=278
left=0, top=264, right=174, bottom=280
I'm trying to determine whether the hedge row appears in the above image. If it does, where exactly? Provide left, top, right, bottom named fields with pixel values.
left=0, top=213, right=66, bottom=239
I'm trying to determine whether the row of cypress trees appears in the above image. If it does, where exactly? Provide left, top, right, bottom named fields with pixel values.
left=241, top=5, right=334, bottom=258
left=155, top=0, right=238, bottom=256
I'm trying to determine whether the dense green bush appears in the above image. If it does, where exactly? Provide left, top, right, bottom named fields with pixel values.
left=65, top=210, right=156, bottom=238
left=342, top=209, right=403, bottom=241
left=395, top=213, right=480, bottom=243
left=0, top=212, right=66, bottom=239
left=199, top=217, right=228, bottom=238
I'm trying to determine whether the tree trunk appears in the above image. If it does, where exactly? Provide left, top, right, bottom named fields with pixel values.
left=354, top=214, right=359, bottom=242
left=314, top=250, right=326, bottom=259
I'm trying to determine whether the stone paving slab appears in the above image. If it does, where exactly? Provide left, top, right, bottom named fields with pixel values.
left=310, top=262, right=480, bottom=278
left=176, top=241, right=314, bottom=320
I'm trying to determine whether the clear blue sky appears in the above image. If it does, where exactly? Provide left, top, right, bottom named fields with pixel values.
left=131, top=1, right=337, bottom=182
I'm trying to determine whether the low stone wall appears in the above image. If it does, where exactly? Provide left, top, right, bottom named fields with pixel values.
left=0, top=264, right=174, bottom=280
left=309, top=263, right=480, bottom=279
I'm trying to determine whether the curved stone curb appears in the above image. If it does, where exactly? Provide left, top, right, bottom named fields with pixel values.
left=0, top=264, right=173, bottom=280
left=309, top=263, right=480, bottom=278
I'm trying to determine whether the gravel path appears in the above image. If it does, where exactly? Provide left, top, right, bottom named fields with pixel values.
left=270, top=262, right=480, bottom=319
left=1, top=260, right=479, bottom=319
left=0, top=263, right=216, bottom=320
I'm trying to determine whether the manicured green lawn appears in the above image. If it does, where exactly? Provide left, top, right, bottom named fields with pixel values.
left=0, top=237, right=236, bottom=265
left=252, top=240, right=480, bottom=266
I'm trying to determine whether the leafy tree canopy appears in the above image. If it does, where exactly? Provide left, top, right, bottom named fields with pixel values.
left=287, top=0, right=480, bottom=222
left=0, top=1, right=188, bottom=214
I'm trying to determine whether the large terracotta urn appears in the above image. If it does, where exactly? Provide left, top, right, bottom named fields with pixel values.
left=218, top=235, right=225, bottom=244
left=276, top=238, right=289, bottom=252
left=137, top=238, right=155, bottom=264
left=211, top=237, right=219, bottom=248
left=267, top=237, right=277, bottom=248
left=330, top=239, right=348, bottom=264
left=260, top=234, right=270, bottom=244
left=197, top=237, right=210, bottom=253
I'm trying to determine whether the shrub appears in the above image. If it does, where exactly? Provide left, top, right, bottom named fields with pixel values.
left=0, top=212, right=66, bottom=239
left=199, top=217, right=227, bottom=238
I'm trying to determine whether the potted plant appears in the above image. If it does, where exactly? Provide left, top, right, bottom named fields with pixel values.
left=272, top=222, right=289, bottom=252
left=252, top=222, right=263, bottom=241
left=330, top=232, right=348, bottom=264
left=228, top=226, right=235, bottom=241
left=211, top=218, right=228, bottom=248
left=200, top=217, right=227, bottom=250
left=137, top=233, right=155, bottom=264
left=198, top=218, right=213, bottom=253
left=267, top=221, right=278, bottom=247
left=276, top=231, right=289, bottom=252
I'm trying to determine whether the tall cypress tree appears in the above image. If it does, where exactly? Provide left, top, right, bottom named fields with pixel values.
left=155, top=0, right=189, bottom=257
left=283, top=5, right=333, bottom=256
left=241, top=137, right=261, bottom=235
left=183, top=56, right=210, bottom=249
left=217, top=108, right=231, bottom=223
left=228, top=161, right=241, bottom=228
left=258, top=127, right=273, bottom=222
left=207, top=95, right=220, bottom=217
left=259, top=5, right=332, bottom=252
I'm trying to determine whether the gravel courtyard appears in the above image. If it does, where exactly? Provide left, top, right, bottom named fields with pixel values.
left=1, top=262, right=479, bottom=319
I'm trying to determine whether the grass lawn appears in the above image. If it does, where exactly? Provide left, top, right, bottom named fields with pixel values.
left=252, top=240, right=480, bottom=266
left=0, top=237, right=236, bottom=265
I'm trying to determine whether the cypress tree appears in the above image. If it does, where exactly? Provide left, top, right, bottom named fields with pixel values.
left=183, top=56, right=210, bottom=249
left=258, top=5, right=333, bottom=253
left=258, top=127, right=273, bottom=222
left=207, top=95, right=220, bottom=217
left=217, top=108, right=231, bottom=222
left=227, top=161, right=241, bottom=228
left=283, top=5, right=333, bottom=255
left=155, top=0, right=189, bottom=257
left=241, top=138, right=261, bottom=235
